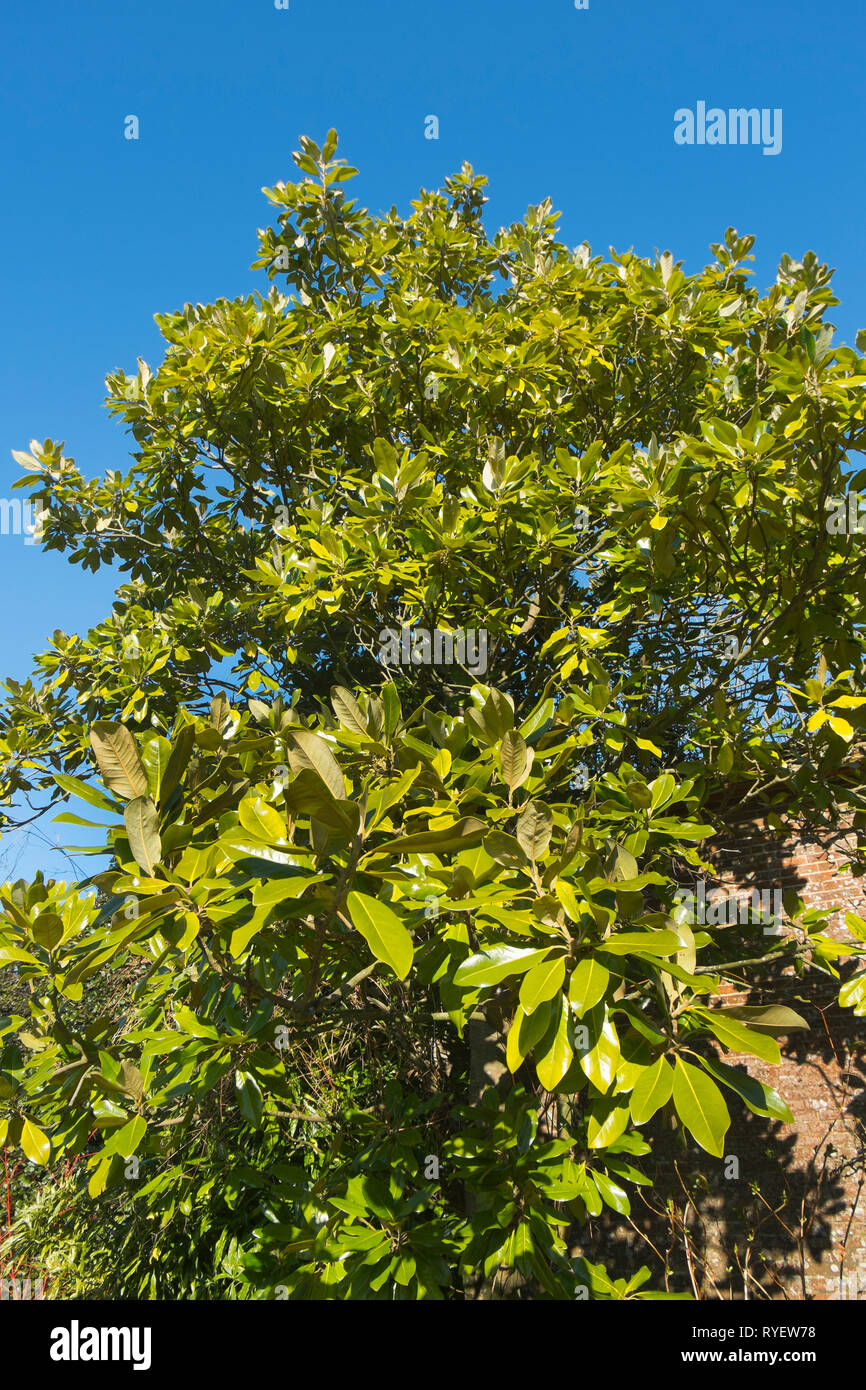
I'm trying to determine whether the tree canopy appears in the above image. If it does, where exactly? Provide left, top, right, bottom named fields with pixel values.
left=1, top=131, right=866, bottom=1300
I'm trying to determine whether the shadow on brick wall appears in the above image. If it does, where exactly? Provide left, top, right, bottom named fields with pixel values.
left=574, top=945, right=866, bottom=1299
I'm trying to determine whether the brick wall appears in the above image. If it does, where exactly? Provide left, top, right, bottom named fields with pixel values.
left=699, top=817, right=866, bottom=1299
left=580, top=817, right=866, bottom=1300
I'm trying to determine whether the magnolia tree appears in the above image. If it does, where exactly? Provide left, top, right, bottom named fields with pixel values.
left=1, top=132, right=866, bottom=1300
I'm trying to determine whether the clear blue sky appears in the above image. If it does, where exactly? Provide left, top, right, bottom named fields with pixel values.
left=1, top=0, right=863, bottom=880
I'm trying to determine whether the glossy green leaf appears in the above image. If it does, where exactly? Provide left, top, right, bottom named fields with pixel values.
left=568, top=957, right=611, bottom=1017
left=672, top=1057, right=730, bottom=1157
left=519, top=956, right=566, bottom=1011
left=238, top=794, right=286, bottom=843
left=536, top=998, right=573, bottom=1090
left=289, top=729, right=345, bottom=799
left=20, top=1116, right=50, bottom=1165
left=346, top=891, right=414, bottom=980
left=453, top=944, right=551, bottom=988
left=698, top=1056, right=793, bottom=1123
left=629, top=1055, right=674, bottom=1124
left=692, top=1006, right=782, bottom=1064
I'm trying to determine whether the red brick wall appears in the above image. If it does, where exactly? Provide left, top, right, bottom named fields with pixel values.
left=579, top=818, right=866, bottom=1299
left=693, top=818, right=866, bottom=1299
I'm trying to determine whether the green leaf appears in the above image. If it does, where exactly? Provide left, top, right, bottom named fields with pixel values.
left=229, top=906, right=271, bottom=959
left=672, top=1057, right=730, bottom=1157
left=506, top=1008, right=528, bottom=1073
left=601, top=931, right=681, bottom=956
left=692, top=1006, right=782, bottom=1064
left=210, top=693, right=231, bottom=730
left=515, top=800, right=553, bottom=860
left=90, top=722, right=149, bottom=800
left=610, top=844, right=638, bottom=880
left=828, top=716, right=854, bottom=740
left=592, top=1167, right=631, bottom=1211
left=716, top=1005, right=808, bottom=1034
left=0, top=945, right=41, bottom=967
left=123, top=796, right=162, bottom=875
left=500, top=731, right=532, bottom=792
left=555, top=878, right=582, bottom=922
left=108, top=1116, right=147, bottom=1159
left=161, top=723, right=196, bottom=803
left=698, top=1056, right=793, bottom=1123
left=367, top=817, right=486, bottom=857
left=629, top=1056, right=674, bottom=1124
left=331, top=685, right=369, bottom=736
left=238, top=794, right=286, bottom=843
left=519, top=956, right=566, bottom=1011
left=88, top=1155, right=111, bottom=1198
left=578, top=1004, right=621, bottom=1093
left=839, top=971, right=866, bottom=1011
left=219, top=836, right=312, bottom=870
left=453, top=944, right=551, bottom=988
left=31, top=914, right=63, bottom=951
left=289, top=729, right=345, bottom=799
left=251, top=873, right=326, bottom=907
left=141, top=736, right=172, bottom=803
left=536, top=998, right=573, bottom=1090
left=649, top=774, right=676, bottom=811
left=20, top=1116, right=50, bottom=1165
left=346, top=891, right=414, bottom=980
left=587, top=1097, right=631, bottom=1150
left=483, top=830, right=530, bottom=870
left=52, top=772, right=117, bottom=813
left=513, top=999, right=558, bottom=1063
left=568, top=958, right=610, bottom=1017
left=235, top=1070, right=264, bottom=1126
left=382, top=683, right=402, bottom=741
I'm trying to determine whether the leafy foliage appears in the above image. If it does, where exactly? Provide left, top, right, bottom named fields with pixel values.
left=2, top=130, right=866, bottom=1298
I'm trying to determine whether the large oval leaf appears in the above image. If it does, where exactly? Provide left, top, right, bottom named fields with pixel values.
left=587, top=1097, right=631, bottom=1150
left=123, top=796, right=162, bottom=875
left=238, top=794, right=286, bottom=844
left=692, top=1006, right=782, bottom=1065
left=568, top=958, right=610, bottom=1017
left=577, top=1005, right=621, bottom=1093
left=672, top=1057, right=730, bottom=1157
left=536, top=998, right=573, bottom=1090
left=516, top=801, right=553, bottom=861
left=601, top=931, right=681, bottom=956
left=629, top=1055, right=674, bottom=1124
left=346, top=891, right=414, bottom=980
left=699, top=1056, right=793, bottom=1123
left=368, top=817, right=486, bottom=858
left=453, top=944, right=551, bottom=989
left=330, top=686, right=369, bottom=737
left=90, top=722, right=148, bottom=800
left=500, top=731, right=532, bottom=792
left=716, top=1004, right=808, bottom=1034
left=289, top=729, right=345, bottom=800
left=519, top=956, right=566, bottom=1012
left=141, top=736, right=172, bottom=804
left=20, top=1116, right=50, bottom=1165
